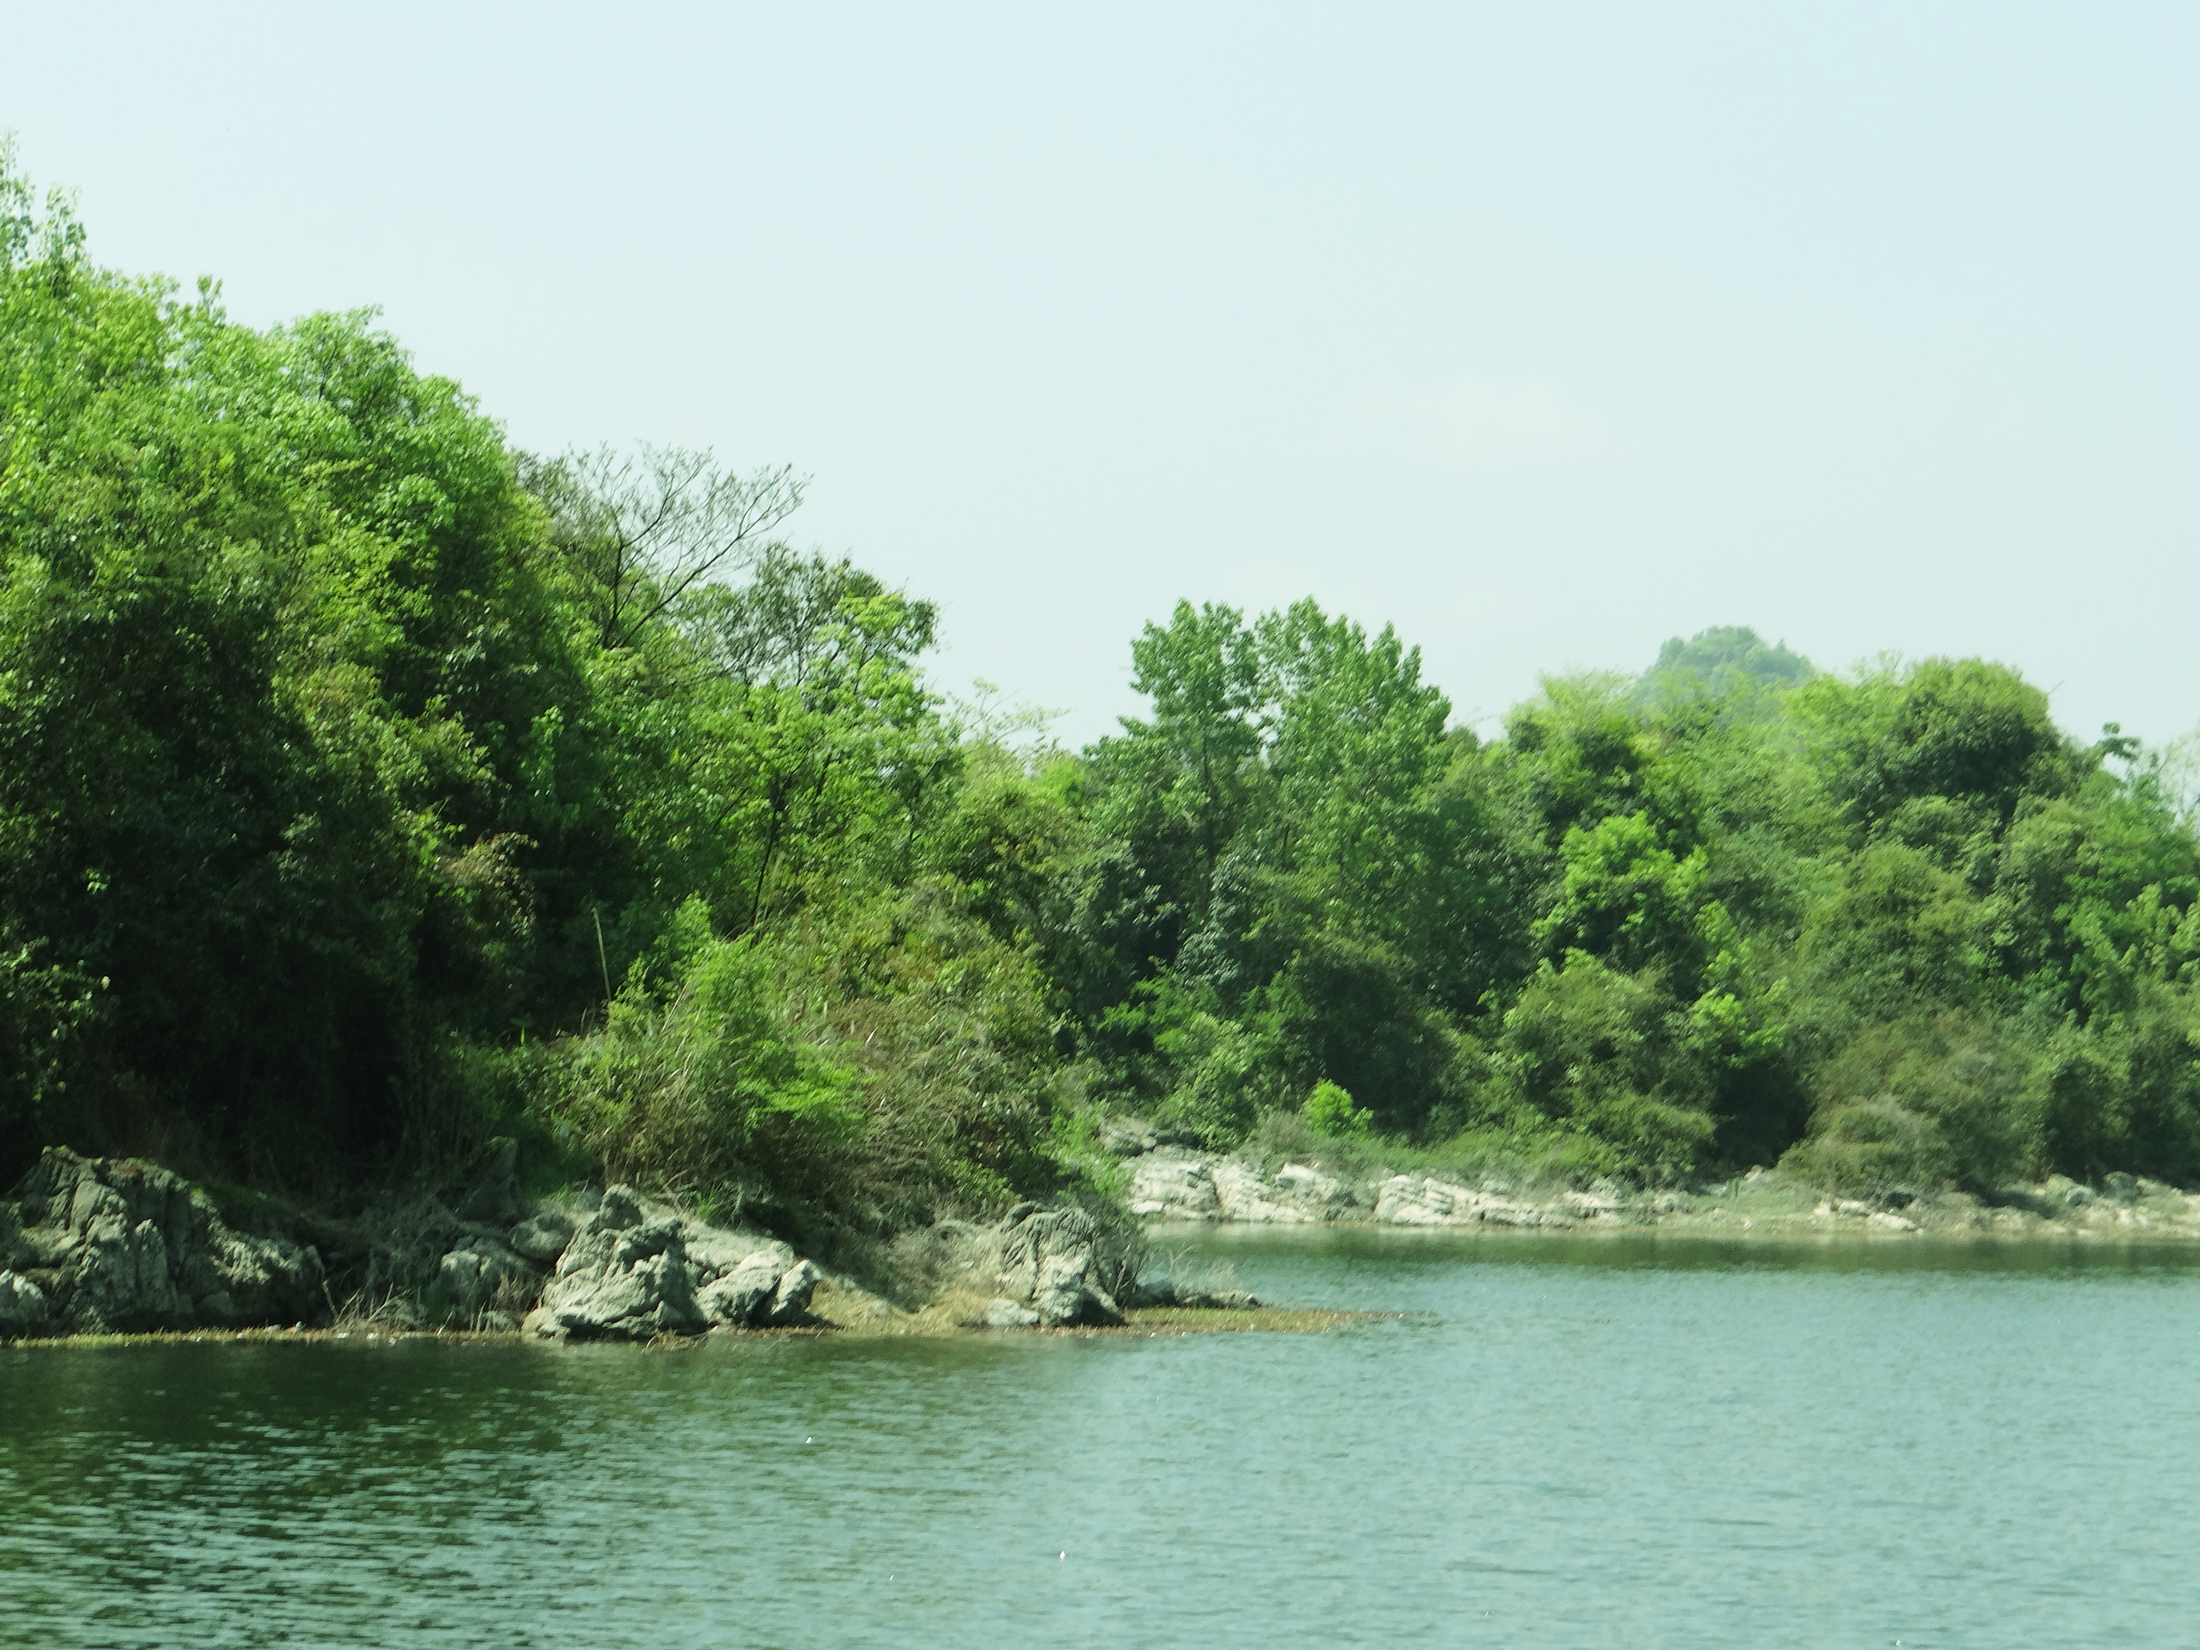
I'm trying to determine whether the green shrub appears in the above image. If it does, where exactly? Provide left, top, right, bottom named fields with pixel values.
left=1779, top=1099, right=1954, bottom=1191
left=1304, top=1079, right=1372, bottom=1137
left=540, top=929, right=861, bottom=1209
left=1467, top=952, right=1717, bottom=1182
left=1787, top=1012, right=2027, bottom=1191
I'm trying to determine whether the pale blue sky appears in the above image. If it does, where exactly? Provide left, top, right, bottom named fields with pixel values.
left=6, top=3, right=2195, bottom=746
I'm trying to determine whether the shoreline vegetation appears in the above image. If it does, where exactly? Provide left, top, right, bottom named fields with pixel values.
left=10, top=147, right=2200, bottom=1343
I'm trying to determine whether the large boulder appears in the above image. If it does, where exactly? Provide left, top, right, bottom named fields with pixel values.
left=695, top=1242, right=796, bottom=1327
left=764, top=1258, right=825, bottom=1326
left=1033, top=1251, right=1119, bottom=1326
left=527, top=1186, right=706, bottom=1340
left=995, top=1203, right=1126, bottom=1328
left=0, top=1271, right=50, bottom=1337
left=518, top=1190, right=824, bottom=1337
left=507, top=1210, right=576, bottom=1265
left=0, top=1149, right=326, bottom=1336
left=680, top=1221, right=783, bottom=1294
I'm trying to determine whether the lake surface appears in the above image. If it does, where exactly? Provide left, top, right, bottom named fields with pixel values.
left=7, top=1228, right=2200, bottom=1648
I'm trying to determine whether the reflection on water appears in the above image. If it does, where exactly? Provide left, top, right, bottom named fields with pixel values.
left=6, top=1230, right=2200, bottom=1647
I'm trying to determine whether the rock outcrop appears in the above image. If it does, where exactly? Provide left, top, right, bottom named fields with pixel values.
left=1103, top=1115, right=2200, bottom=1243
left=1373, top=1175, right=1579, bottom=1229
left=0, top=1154, right=885, bottom=1344
left=0, top=1149, right=326, bottom=1337
left=1128, top=1151, right=1221, bottom=1220
left=526, top=1187, right=705, bottom=1339
left=1128, top=1146, right=1371, bottom=1224
left=695, top=1243, right=795, bottom=1326
left=520, top=1185, right=824, bottom=1340
left=1128, top=1152, right=1366, bottom=1223
left=0, top=1269, right=51, bottom=1337
left=992, top=1202, right=1132, bottom=1327
left=1211, top=1161, right=1319, bottom=1224
left=507, top=1210, right=576, bottom=1265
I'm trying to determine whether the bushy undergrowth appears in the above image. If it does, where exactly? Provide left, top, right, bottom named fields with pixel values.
left=522, top=883, right=1073, bottom=1237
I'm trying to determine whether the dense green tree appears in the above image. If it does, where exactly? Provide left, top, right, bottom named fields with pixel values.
left=11, top=147, right=2200, bottom=1212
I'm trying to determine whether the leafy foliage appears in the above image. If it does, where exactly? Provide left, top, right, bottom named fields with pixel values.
left=8, top=158, right=2200, bottom=1218
left=1058, top=614, right=2200, bottom=1192
left=0, top=158, right=1072, bottom=1232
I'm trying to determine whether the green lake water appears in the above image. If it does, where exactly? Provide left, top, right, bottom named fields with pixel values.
left=6, top=1228, right=2200, bottom=1648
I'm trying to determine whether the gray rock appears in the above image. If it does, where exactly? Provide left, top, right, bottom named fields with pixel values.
left=995, top=1203, right=1132, bottom=1327
left=0, top=1201, right=29, bottom=1272
left=981, top=1297, right=1040, bottom=1328
left=1273, top=1162, right=1358, bottom=1212
left=763, top=1258, right=825, bottom=1325
left=1099, top=1115, right=1160, bottom=1157
left=696, top=1245, right=794, bottom=1327
left=531, top=1184, right=705, bottom=1340
left=1371, top=1174, right=1579, bottom=1229
left=1211, top=1161, right=1316, bottom=1224
left=208, top=1224, right=326, bottom=1325
left=1, top=1149, right=325, bottom=1336
left=1127, top=1152, right=1220, bottom=1219
left=1031, top=1249, right=1123, bottom=1327
left=1373, top=1175, right=1481, bottom=1226
left=434, top=1238, right=538, bottom=1325
left=507, top=1211, right=576, bottom=1266
left=0, top=1270, right=50, bottom=1336
left=681, top=1222, right=780, bottom=1290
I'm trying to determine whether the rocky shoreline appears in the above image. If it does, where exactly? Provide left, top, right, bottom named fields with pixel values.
left=12, top=1126, right=2196, bottom=1346
left=1108, top=1124, right=2200, bottom=1242
left=0, top=1146, right=1222, bottom=1344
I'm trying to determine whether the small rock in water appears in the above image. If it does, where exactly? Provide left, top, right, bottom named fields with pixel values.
left=982, top=1297, right=1040, bottom=1329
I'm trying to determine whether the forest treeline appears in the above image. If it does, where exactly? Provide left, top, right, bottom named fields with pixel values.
left=7, top=157, right=2200, bottom=1230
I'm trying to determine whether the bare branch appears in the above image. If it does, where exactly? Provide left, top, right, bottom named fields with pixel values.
left=552, top=444, right=809, bottom=650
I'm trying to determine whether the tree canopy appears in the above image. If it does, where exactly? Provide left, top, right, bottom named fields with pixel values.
left=7, top=153, right=2199, bottom=1219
